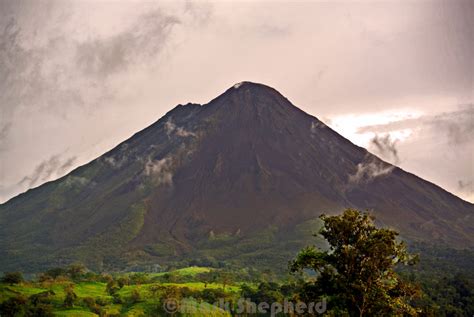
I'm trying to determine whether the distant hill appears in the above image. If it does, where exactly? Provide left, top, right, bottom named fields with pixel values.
left=1, top=82, right=472, bottom=272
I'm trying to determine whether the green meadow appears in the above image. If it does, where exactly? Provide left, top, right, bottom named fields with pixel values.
left=0, top=266, right=241, bottom=316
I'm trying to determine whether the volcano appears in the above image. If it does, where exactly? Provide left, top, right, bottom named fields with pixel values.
left=1, top=82, right=472, bottom=271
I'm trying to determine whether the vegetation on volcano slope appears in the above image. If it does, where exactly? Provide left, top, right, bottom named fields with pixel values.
left=1, top=209, right=473, bottom=316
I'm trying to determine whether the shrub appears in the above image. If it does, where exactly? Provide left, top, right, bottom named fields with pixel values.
left=63, top=284, right=77, bottom=308
left=0, top=295, right=28, bottom=315
left=1, top=271, right=24, bottom=285
left=129, top=289, right=141, bottom=304
left=83, top=297, right=102, bottom=314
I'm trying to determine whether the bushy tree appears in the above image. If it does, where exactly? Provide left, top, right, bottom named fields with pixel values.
left=218, top=271, right=234, bottom=291
left=44, top=267, right=66, bottom=279
left=82, top=297, right=103, bottom=315
left=129, top=289, right=141, bottom=304
left=117, top=276, right=130, bottom=288
left=290, top=209, right=420, bottom=316
left=63, top=284, right=77, bottom=308
left=199, top=288, right=227, bottom=304
left=106, top=280, right=120, bottom=296
left=129, top=272, right=150, bottom=285
left=1, top=271, right=24, bottom=285
left=241, top=282, right=284, bottom=304
left=196, top=271, right=219, bottom=288
left=66, top=263, right=87, bottom=281
left=27, top=291, right=55, bottom=316
left=0, top=292, right=54, bottom=317
left=0, top=295, right=28, bottom=315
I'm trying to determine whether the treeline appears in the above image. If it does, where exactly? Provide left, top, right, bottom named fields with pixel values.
left=399, top=243, right=474, bottom=316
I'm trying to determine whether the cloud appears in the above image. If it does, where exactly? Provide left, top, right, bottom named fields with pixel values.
left=357, top=104, right=474, bottom=146
left=75, top=11, right=180, bottom=78
left=458, top=180, right=473, bottom=193
left=0, top=122, right=12, bottom=152
left=457, top=180, right=474, bottom=202
left=142, top=117, right=200, bottom=187
left=18, top=154, right=77, bottom=187
left=103, top=155, right=128, bottom=169
left=369, top=134, right=400, bottom=165
left=58, top=156, right=77, bottom=174
left=430, top=105, right=474, bottom=145
left=165, top=118, right=196, bottom=138
left=0, top=14, right=83, bottom=121
left=255, top=23, right=291, bottom=38
left=0, top=2, right=205, bottom=141
left=348, top=157, right=394, bottom=185
left=347, top=104, right=473, bottom=201
left=144, top=157, right=173, bottom=186
left=63, top=175, right=90, bottom=188
left=0, top=123, right=11, bottom=141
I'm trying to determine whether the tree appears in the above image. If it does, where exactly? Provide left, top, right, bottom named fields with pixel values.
left=200, top=288, right=227, bottom=304
left=218, top=271, right=233, bottom=291
left=45, top=267, right=66, bottom=279
left=0, top=292, right=54, bottom=317
left=0, top=295, right=28, bottom=316
left=83, top=297, right=102, bottom=315
left=196, top=271, right=219, bottom=288
left=129, top=289, right=141, bottom=304
left=290, top=209, right=420, bottom=316
left=106, top=280, right=120, bottom=296
left=63, top=284, right=77, bottom=308
left=1, top=271, right=24, bottom=285
left=66, top=263, right=87, bottom=281
left=28, top=291, right=55, bottom=317
left=241, top=282, right=284, bottom=304
left=117, top=276, right=130, bottom=288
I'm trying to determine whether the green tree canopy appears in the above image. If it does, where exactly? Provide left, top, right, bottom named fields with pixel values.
left=290, top=209, right=420, bottom=316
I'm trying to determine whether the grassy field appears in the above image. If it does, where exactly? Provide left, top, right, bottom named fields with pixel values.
left=148, top=266, right=211, bottom=278
left=0, top=267, right=238, bottom=316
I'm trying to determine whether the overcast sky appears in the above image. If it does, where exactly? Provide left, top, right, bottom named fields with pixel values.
left=0, top=0, right=473, bottom=203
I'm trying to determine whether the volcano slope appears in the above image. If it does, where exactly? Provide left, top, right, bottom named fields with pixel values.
left=0, top=82, right=472, bottom=271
